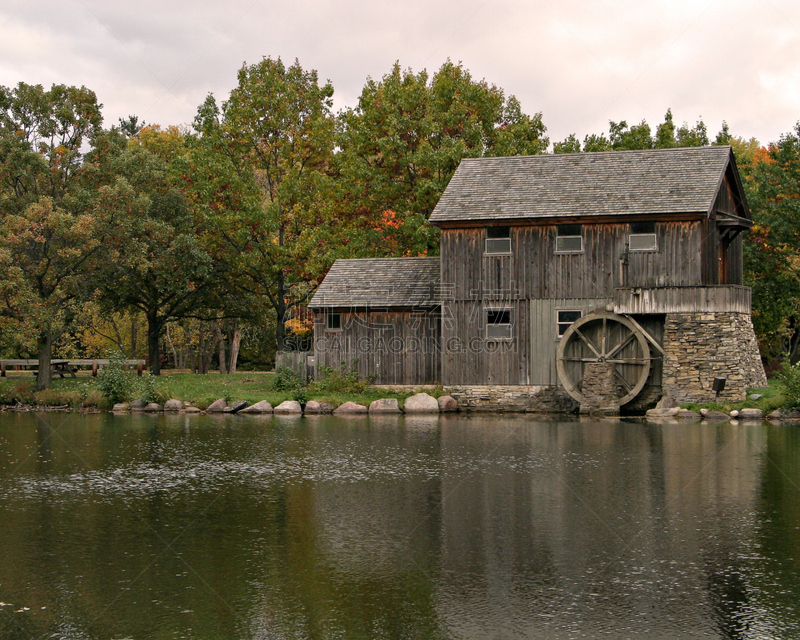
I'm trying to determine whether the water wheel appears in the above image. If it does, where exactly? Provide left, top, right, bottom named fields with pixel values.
left=556, top=311, right=651, bottom=406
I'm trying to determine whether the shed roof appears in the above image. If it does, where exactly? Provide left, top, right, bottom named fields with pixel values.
left=430, top=146, right=736, bottom=224
left=309, top=257, right=440, bottom=309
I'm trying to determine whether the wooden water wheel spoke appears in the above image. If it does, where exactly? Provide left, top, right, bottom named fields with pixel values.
left=556, top=311, right=652, bottom=406
left=614, top=368, right=633, bottom=392
left=573, top=327, right=602, bottom=359
left=606, top=333, right=636, bottom=359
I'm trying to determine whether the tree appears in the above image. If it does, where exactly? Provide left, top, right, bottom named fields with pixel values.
left=554, top=110, right=718, bottom=154
left=94, top=126, right=221, bottom=375
left=192, top=57, right=340, bottom=352
left=742, top=124, right=800, bottom=364
left=336, top=60, right=548, bottom=256
left=0, top=82, right=104, bottom=388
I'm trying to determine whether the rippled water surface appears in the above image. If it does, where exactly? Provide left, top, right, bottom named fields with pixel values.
left=1, top=412, right=800, bottom=639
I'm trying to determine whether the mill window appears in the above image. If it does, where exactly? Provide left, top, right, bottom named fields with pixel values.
left=557, top=310, right=582, bottom=337
left=326, top=312, right=341, bottom=330
left=629, top=221, right=657, bottom=251
left=486, top=308, right=512, bottom=340
left=556, top=224, right=582, bottom=253
left=485, top=226, right=511, bottom=255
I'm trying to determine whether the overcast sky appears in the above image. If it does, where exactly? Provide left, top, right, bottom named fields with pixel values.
left=1, top=0, right=799, bottom=147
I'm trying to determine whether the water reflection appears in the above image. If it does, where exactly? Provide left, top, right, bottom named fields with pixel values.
left=0, top=413, right=798, bottom=639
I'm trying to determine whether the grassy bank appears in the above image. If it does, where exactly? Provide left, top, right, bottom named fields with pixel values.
left=0, top=371, right=790, bottom=414
left=682, top=380, right=784, bottom=414
left=0, top=371, right=436, bottom=411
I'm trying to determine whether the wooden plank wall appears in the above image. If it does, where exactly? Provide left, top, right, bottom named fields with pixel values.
left=440, top=221, right=707, bottom=304
left=528, top=298, right=611, bottom=385
left=440, top=300, right=530, bottom=386
left=613, top=286, right=751, bottom=315
left=313, top=309, right=441, bottom=385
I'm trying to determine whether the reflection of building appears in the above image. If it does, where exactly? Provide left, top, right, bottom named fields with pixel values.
left=312, top=147, right=767, bottom=409
left=434, top=418, right=767, bottom=638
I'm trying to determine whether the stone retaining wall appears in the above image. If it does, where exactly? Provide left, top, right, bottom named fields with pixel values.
left=661, top=312, right=767, bottom=404
left=444, top=385, right=577, bottom=413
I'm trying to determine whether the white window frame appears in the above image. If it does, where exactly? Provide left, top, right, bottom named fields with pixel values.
left=555, top=225, right=583, bottom=254
left=556, top=309, right=582, bottom=338
left=485, top=227, right=512, bottom=256
left=486, top=308, right=513, bottom=341
left=628, top=233, right=658, bottom=252
left=326, top=312, right=342, bottom=331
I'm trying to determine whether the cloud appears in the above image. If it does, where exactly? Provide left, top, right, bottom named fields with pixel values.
left=1, top=0, right=798, bottom=145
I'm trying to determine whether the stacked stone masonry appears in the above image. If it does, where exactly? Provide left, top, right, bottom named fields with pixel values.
left=661, top=312, right=767, bottom=404
left=445, top=385, right=577, bottom=413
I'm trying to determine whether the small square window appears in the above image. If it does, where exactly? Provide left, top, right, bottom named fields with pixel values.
left=327, top=312, right=341, bottom=330
left=556, top=224, right=582, bottom=253
left=486, top=309, right=512, bottom=340
left=629, top=233, right=657, bottom=251
left=557, top=310, right=582, bottom=337
left=485, top=226, right=511, bottom=255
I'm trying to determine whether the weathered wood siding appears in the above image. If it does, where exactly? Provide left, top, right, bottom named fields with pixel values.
left=440, top=222, right=707, bottom=304
left=528, top=298, right=611, bottom=385
left=314, top=309, right=440, bottom=385
left=709, top=173, right=745, bottom=285
left=440, top=300, right=530, bottom=386
left=613, top=285, right=751, bottom=315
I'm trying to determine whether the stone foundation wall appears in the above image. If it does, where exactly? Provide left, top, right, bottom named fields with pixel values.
left=444, top=385, right=577, bottom=413
left=661, top=312, right=767, bottom=404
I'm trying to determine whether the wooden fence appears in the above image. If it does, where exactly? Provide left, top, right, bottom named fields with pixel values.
left=275, top=351, right=314, bottom=382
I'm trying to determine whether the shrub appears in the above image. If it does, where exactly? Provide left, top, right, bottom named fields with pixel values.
left=292, top=386, right=308, bottom=405
left=313, top=361, right=371, bottom=394
left=272, top=366, right=304, bottom=391
left=96, top=350, right=138, bottom=404
left=0, top=380, right=35, bottom=405
left=779, top=361, right=800, bottom=410
left=137, top=374, right=169, bottom=404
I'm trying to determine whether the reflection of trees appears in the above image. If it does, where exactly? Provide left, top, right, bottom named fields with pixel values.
left=4, top=415, right=800, bottom=638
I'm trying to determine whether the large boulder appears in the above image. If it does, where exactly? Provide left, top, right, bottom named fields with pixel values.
left=333, top=401, right=368, bottom=415
left=767, top=409, right=800, bottom=421
left=112, top=402, right=130, bottom=412
left=130, top=399, right=148, bottom=411
left=144, top=402, right=162, bottom=413
left=645, top=407, right=680, bottom=419
left=274, top=400, right=302, bottom=414
left=403, top=393, right=440, bottom=413
left=205, top=398, right=227, bottom=413
left=184, top=406, right=202, bottom=414
left=239, top=400, right=273, bottom=414
left=701, top=410, right=730, bottom=422
left=676, top=409, right=701, bottom=421
left=437, top=395, right=458, bottom=412
left=369, top=398, right=401, bottom=414
left=304, top=400, right=335, bottom=414
left=164, top=399, right=183, bottom=412
left=738, top=408, right=764, bottom=421
left=656, top=396, right=679, bottom=409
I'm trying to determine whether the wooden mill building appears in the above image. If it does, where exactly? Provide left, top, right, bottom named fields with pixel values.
left=310, top=146, right=767, bottom=411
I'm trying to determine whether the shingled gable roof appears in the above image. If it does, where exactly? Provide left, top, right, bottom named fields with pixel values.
left=309, top=257, right=440, bottom=309
left=429, top=146, right=741, bottom=224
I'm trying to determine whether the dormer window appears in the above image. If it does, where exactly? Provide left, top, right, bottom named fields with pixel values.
left=629, top=221, right=657, bottom=251
left=556, top=224, right=582, bottom=253
left=485, top=226, right=511, bottom=255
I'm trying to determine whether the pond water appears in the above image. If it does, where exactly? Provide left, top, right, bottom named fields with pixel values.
left=1, top=412, right=799, bottom=639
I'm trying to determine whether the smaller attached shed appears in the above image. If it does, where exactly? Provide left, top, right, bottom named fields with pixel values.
left=309, top=257, right=441, bottom=385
